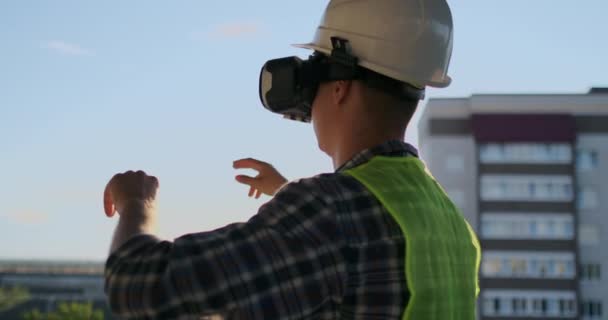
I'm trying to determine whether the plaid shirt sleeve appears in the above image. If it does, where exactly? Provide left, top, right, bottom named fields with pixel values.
left=105, top=177, right=346, bottom=319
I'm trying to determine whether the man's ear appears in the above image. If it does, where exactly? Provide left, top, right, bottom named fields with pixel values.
left=331, top=80, right=353, bottom=105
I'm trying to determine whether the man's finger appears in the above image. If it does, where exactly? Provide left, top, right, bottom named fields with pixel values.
left=103, top=181, right=116, bottom=218
left=248, top=186, right=255, bottom=197
left=103, top=173, right=124, bottom=218
left=255, top=189, right=262, bottom=199
left=233, top=158, right=266, bottom=171
left=235, top=175, right=256, bottom=186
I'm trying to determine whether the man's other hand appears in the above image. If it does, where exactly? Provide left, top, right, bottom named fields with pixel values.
left=233, top=158, right=288, bottom=199
left=104, top=170, right=159, bottom=217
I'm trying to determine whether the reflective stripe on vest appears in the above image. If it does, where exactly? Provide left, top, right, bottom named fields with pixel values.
left=345, top=156, right=480, bottom=320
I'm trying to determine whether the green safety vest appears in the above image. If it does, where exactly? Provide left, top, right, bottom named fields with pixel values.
left=345, top=156, right=481, bottom=320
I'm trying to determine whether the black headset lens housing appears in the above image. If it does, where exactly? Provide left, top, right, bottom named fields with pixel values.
left=258, top=54, right=326, bottom=122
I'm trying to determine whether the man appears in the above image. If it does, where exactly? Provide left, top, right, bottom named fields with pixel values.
left=104, top=0, right=480, bottom=319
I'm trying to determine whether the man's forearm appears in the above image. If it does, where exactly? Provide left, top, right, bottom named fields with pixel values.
left=110, top=201, right=158, bottom=253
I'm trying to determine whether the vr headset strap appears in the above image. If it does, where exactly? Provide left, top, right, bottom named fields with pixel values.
left=326, top=37, right=425, bottom=101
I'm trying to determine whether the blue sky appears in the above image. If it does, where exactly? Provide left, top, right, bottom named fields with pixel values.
left=1, top=1, right=606, bottom=260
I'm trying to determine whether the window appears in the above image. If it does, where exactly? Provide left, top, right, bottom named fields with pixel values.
left=481, top=213, right=574, bottom=240
left=532, top=298, right=544, bottom=315
left=512, top=298, right=527, bottom=315
left=580, top=263, right=602, bottom=281
left=547, top=299, right=559, bottom=316
left=494, top=298, right=502, bottom=314
left=482, top=257, right=503, bottom=276
left=581, top=300, right=603, bottom=319
left=480, top=143, right=572, bottom=164
left=529, top=220, right=538, bottom=236
left=483, top=298, right=494, bottom=316
left=480, top=144, right=503, bottom=163
left=554, top=261, right=568, bottom=277
left=446, top=154, right=465, bottom=171
left=566, top=261, right=575, bottom=276
left=577, top=149, right=599, bottom=171
left=579, top=225, right=600, bottom=246
left=482, top=251, right=575, bottom=279
left=481, top=175, right=573, bottom=202
left=511, top=258, right=527, bottom=276
left=483, top=290, right=576, bottom=317
left=578, top=187, right=599, bottom=210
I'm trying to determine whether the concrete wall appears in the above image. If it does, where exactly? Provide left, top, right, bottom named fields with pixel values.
left=419, top=136, right=479, bottom=231
left=576, top=134, right=608, bottom=306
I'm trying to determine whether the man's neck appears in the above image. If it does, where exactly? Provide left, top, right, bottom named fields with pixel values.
left=332, top=131, right=406, bottom=169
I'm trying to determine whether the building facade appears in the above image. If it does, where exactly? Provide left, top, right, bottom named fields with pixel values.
left=418, top=89, right=608, bottom=320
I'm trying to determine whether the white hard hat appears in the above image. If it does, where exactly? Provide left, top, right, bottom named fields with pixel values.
left=294, top=0, right=454, bottom=88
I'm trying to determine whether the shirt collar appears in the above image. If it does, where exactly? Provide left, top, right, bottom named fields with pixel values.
left=336, top=140, right=419, bottom=173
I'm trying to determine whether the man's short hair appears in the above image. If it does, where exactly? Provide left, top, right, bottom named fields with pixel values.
left=359, top=81, right=419, bottom=129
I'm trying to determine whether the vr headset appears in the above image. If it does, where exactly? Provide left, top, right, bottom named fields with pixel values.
left=258, top=37, right=425, bottom=122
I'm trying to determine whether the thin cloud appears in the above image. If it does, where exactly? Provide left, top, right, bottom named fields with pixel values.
left=197, top=21, right=264, bottom=40
left=44, top=40, right=93, bottom=56
left=3, top=211, right=49, bottom=225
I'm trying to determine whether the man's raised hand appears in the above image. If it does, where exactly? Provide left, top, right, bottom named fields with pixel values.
left=103, top=170, right=159, bottom=217
left=233, top=158, right=288, bottom=199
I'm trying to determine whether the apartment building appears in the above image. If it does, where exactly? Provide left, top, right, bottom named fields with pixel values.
left=418, top=88, right=608, bottom=320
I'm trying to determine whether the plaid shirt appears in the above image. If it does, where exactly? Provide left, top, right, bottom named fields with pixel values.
left=105, top=140, right=420, bottom=319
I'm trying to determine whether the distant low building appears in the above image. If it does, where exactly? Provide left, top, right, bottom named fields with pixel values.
left=0, top=260, right=111, bottom=319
